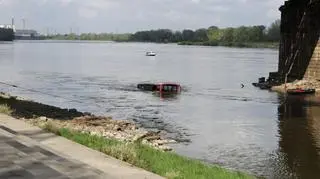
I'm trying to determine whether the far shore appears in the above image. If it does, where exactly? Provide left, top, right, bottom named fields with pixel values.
left=38, top=38, right=279, bottom=49
left=177, top=41, right=279, bottom=49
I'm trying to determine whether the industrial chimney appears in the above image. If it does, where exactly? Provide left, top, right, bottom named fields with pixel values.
left=11, top=17, right=16, bottom=32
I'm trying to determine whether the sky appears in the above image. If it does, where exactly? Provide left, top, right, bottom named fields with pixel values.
left=0, top=0, right=284, bottom=34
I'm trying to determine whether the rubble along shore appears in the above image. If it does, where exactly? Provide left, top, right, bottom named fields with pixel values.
left=271, top=79, right=320, bottom=94
left=0, top=92, right=175, bottom=151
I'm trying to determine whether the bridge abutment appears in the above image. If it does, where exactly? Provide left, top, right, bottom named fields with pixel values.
left=305, top=41, right=320, bottom=79
left=276, top=0, right=320, bottom=83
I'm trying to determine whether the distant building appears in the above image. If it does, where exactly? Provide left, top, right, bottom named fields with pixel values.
left=14, top=29, right=43, bottom=40
left=0, top=24, right=16, bottom=32
left=0, top=24, right=14, bottom=41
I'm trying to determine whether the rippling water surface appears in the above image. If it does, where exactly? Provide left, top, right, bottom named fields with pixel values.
left=1, top=40, right=320, bottom=178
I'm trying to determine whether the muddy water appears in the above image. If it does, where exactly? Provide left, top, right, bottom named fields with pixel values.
left=1, top=40, right=320, bottom=178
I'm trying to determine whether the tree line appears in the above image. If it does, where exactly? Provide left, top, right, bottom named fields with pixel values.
left=47, top=19, right=280, bottom=48
left=47, top=33, right=131, bottom=42
left=129, top=19, right=280, bottom=44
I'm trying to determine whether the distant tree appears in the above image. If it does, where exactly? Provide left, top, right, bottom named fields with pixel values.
left=194, top=28, right=209, bottom=42
left=257, top=25, right=266, bottom=41
left=48, top=32, right=130, bottom=41
left=158, top=29, right=174, bottom=43
left=47, top=21, right=280, bottom=45
left=247, top=25, right=266, bottom=42
left=266, top=19, right=280, bottom=42
left=182, top=29, right=195, bottom=41
left=207, top=28, right=222, bottom=42
left=233, top=26, right=249, bottom=42
left=173, top=31, right=183, bottom=42
left=221, top=28, right=234, bottom=42
left=208, top=26, right=219, bottom=30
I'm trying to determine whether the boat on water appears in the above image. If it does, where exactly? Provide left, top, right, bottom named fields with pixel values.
left=287, top=88, right=316, bottom=95
left=146, top=51, right=156, bottom=56
left=137, top=83, right=181, bottom=94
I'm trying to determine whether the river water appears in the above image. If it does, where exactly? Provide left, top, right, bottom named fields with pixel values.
left=1, top=40, right=320, bottom=178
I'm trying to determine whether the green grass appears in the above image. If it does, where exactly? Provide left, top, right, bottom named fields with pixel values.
left=0, top=104, right=13, bottom=115
left=44, top=125, right=254, bottom=179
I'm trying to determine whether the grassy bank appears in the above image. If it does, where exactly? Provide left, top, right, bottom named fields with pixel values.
left=0, top=103, right=254, bottom=179
left=45, top=125, right=254, bottom=179
left=178, top=41, right=279, bottom=49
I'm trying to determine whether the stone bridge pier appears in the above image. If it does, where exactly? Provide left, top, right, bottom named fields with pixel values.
left=273, top=0, right=320, bottom=83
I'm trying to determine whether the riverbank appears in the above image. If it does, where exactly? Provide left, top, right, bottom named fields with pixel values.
left=0, top=92, right=174, bottom=151
left=178, top=41, right=279, bottom=49
left=0, top=92, right=255, bottom=179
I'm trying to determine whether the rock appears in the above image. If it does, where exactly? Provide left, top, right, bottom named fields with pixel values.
left=153, top=139, right=177, bottom=145
left=90, top=131, right=100, bottom=136
left=132, top=135, right=142, bottom=142
left=39, top=116, right=47, bottom=121
left=144, top=135, right=161, bottom=141
left=38, top=122, right=47, bottom=128
left=113, top=125, right=121, bottom=131
left=17, top=105, right=174, bottom=152
left=102, top=131, right=110, bottom=137
left=95, top=126, right=105, bottom=133
left=141, top=139, right=148, bottom=145
left=158, top=145, right=173, bottom=151
left=152, top=143, right=159, bottom=147
left=132, top=131, right=149, bottom=142
left=166, top=139, right=177, bottom=143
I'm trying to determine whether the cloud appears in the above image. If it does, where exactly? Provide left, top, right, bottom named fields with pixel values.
left=0, top=0, right=284, bottom=33
left=59, top=0, right=74, bottom=7
left=267, top=9, right=280, bottom=19
left=78, top=7, right=98, bottom=19
left=0, top=0, right=18, bottom=6
left=191, top=0, right=201, bottom=4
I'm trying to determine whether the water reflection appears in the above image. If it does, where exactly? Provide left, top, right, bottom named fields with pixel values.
left=152, top=92, right=181, bottom=100
left=276, top=95, right=320, bottom=179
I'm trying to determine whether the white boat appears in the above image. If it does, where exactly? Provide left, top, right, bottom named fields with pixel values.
left=146, top=51, right=156, bottom=56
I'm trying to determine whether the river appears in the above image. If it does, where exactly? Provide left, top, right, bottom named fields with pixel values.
left=1, top=40, right=320, bottom=178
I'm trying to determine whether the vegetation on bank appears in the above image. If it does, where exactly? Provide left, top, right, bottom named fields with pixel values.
left=178, top=41, right=279, bottom=49
left=0, top=104, right=13, bottom=115
left=46, top=19, right=280, bottom=49
left=46, top=33, right=131, bottom=42
left=44, top=124, right=254, bottom=179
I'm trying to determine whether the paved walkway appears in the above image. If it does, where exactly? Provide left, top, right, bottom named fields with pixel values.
left=0, top=114, right=164, bottom=179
